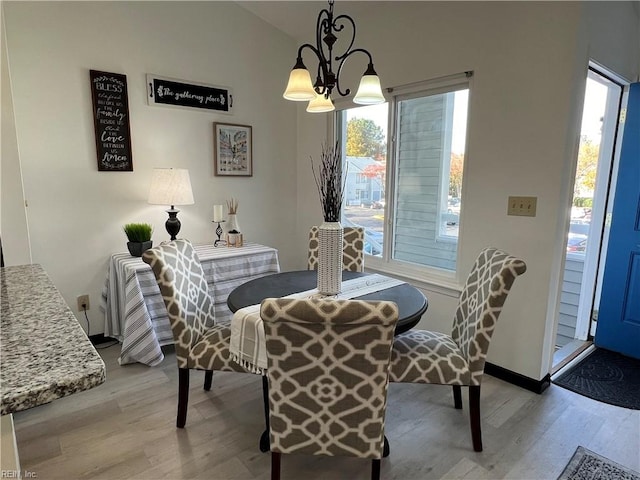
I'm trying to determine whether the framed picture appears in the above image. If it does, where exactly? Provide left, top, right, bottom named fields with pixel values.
left=214, top=123, right=252, bottom=176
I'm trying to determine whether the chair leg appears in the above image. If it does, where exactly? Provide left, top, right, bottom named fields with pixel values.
left=452, top=385, right=463, bottom=409
left=469, top=385, right=482, bottom=452
left=260, top=375, right=271, bottom=452
left=177, top=368, right=190, bottom=428
left=271, top=452, right=281, bottom=480
left=204, top=370, right=213, bottom=391
left=371, top=458, right=381, bottom=480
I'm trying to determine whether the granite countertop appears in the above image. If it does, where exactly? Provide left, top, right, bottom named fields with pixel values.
left=1, top=264, right=106, bottom=415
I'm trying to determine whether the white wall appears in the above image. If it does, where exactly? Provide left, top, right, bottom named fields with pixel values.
left=294, top=1, right=639, bottom=380
left=2, top=1, right=298, bottom=335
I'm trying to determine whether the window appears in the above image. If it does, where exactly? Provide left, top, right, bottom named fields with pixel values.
left=338, top=73, right=470, bottom=274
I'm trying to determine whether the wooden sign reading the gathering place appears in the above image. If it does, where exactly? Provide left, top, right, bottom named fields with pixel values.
left=147, top=74, right=233, bottom=114
left=90, top=70, right=133, bottom=171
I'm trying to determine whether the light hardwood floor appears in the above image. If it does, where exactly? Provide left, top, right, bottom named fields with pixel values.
left=13, top=344, right=640, bottom=480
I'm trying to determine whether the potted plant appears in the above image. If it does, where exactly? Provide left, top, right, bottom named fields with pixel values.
left=123, top=223, right=153, bottom=257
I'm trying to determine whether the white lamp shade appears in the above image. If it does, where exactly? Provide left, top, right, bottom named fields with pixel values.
left=148, top=168, right=194, bottom=206
left=306, top=93, right=335, bottom=113
left=353, top=74, right=385, bottom=105
left=283, top=68, right=316, bottom=101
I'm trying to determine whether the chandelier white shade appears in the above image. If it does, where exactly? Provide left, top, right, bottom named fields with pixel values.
left=353, top=71, right=386, bottom=105
left=282, top=65, right=316, bottom=101
left=306, top=93, right=335, bottom=113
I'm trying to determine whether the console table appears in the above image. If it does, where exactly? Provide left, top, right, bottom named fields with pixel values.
left=101, top=242, right=280, bottom=366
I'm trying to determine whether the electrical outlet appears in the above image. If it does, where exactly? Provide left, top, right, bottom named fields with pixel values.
left=507, top=196, right=537, bottom=217
left=77, top=294, right=90, bottom=311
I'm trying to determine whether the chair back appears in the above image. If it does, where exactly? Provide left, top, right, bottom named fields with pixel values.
left=307, top=226, right=365, bottom=272
left=142, top=240, right=214, bottom=367
left=260, top=298, right=398, bottom=459
left=452, top=247, right=526, bottom=382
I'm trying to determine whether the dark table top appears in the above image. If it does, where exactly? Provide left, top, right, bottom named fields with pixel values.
left=227, top=270, right=428, bottom=334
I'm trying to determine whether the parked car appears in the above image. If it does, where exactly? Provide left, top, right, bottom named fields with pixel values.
left=371, top=199, right=385, bottom=209
left=447, top=197, right=461, bottom=214
left=569, top=222, right=590, bottom=236
left=567, top=233, right=588, bottom=253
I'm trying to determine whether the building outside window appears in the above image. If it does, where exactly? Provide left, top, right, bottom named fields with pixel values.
left=338, top=73, right=470, bottom=273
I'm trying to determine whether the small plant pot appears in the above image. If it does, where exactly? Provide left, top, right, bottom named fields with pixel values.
left=226, top=232, right=243, bottom=247
left=127, top=241, right=153, bottom=257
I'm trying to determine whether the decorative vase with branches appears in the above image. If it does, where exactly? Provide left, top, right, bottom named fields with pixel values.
left=311, top=142, right=346, bottom=222
left=311, top=142, right=346, bottom=295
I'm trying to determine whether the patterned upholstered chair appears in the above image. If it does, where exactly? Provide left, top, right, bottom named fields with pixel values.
left=142, top=239, right=249, bottom=428
left=389, top=247, right=526, bottom=452
left=307, top=226, right=365, bottom=272
left=260, top=298, right=399, bottom=480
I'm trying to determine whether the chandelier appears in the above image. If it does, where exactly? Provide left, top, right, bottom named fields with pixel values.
left=282, top=0, right=385, bottom=113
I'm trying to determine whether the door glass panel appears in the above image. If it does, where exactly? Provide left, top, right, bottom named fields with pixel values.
left=566, top=77, right=609, bottom=257
left=555, top=67, right=622, bottom=360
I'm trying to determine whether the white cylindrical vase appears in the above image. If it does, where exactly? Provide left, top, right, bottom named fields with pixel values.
left=226, top=214, right=241, bottom=233
left=317, top=221, right=343, bottom=295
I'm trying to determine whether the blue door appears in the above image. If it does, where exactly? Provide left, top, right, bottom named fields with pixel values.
left=595, top=83, right=640, bottom=359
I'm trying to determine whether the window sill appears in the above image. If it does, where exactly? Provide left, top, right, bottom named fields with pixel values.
left=364, top=256, right=461, bottom=298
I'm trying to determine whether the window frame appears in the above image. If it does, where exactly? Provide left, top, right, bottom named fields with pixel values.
left=333, top=72, right=472, bottom=287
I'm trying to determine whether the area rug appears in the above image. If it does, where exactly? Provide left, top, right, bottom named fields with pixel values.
left=553, top=348, right=640, bottom=410
left=558, top=446, right=640, bottom=480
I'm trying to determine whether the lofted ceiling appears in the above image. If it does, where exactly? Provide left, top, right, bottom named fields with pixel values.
left=236, top=1, right=384, bottom=43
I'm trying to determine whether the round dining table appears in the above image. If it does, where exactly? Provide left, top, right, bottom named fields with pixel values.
left=227, top=269, right=428, bottom=334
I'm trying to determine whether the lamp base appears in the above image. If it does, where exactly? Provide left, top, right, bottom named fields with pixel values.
left=166, top=208, right=181, bottom=241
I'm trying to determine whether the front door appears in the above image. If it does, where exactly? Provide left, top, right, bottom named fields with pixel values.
left=595, top=83, right=640, bottom=359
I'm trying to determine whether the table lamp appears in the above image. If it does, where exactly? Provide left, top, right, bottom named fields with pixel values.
left=148, top=168, right=194, bottom=240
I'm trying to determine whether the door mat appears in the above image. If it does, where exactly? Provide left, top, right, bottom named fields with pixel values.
left=558, top=446, right=640, bottom=480
left=553, top=347, right=640, bottom=410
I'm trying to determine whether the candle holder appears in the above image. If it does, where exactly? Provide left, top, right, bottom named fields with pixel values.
left=213, top=220, right=226, bottom=247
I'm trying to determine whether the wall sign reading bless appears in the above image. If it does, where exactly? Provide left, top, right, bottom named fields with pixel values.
left=147, top=74, right=233, bottom=114
left=90, top=70, right=133, bottom=171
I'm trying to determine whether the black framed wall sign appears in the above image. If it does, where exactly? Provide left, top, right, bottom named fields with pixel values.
left=147, top=74, right=233, bottom=114
left=90, top=70, right=134, bottom=171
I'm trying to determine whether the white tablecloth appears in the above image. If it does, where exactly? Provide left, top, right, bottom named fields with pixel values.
left=100, top=242, right=280, bottom=366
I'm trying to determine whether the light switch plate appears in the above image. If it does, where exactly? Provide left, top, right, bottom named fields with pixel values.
left=508, top=196, right=537, bottom=217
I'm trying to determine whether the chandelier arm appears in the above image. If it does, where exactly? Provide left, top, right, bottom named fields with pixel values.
left=297, top=42, right=324, bottom=63
left=334, top=47, right=374, bottom=97
left=316, top=8, right=332, bottom=64
left=332, top=14, right=356, bottom=60
left=297, top=43, right=330, bottom=95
